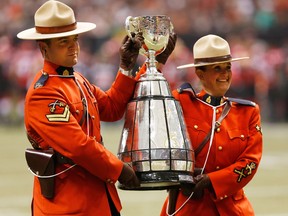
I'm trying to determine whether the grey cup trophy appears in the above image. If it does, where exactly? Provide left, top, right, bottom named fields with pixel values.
left=118, top=15, right=195, bottom=190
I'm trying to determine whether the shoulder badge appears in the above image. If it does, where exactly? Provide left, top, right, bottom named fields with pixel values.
left=34, top=72, right=49, bottom=89
left=226, top=97, right=256, bottom=107
left=46, top=100, right=70, bottom=122
left=177, top=83, right=197, bottom=99
left=234, top=162, right=257, bottom=182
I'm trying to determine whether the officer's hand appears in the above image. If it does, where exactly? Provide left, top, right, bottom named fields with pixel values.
left=118, top=163, right=140, bottom=188
left=180, top=181, right=195, bottom=197
left=180, top=167, right=203, bottom=197
left=119, top=32, right=144, bottom=71
left=192, top=174, right=212, bottom=199
left=194, top=167, right=203, bottom=176
left=156, top=32, right=177, bottom=65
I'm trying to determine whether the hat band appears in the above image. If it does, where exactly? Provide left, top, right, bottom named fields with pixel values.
left=35, top=22, right=77, bottom=34
left=194, top=55, right=232, bottom=64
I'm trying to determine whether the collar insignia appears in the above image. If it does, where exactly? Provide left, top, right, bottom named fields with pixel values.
left=206, top=95, right=211, bottom=104
left=56, top=66, right=74, bottom=76
left=203, top=94, right=223, bottom=106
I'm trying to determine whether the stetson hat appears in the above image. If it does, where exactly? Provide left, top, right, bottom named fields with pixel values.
left=17, top=0, right=96, bottom=40
left=177, top=34, right=249, bottom=69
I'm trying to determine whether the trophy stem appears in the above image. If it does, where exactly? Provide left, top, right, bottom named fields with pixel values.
left=145, top=50, right=160, bottom=75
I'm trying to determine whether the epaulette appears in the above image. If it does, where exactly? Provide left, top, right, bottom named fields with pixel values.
left=34, top=72, right=49, bottom=89
left=226, top=97, right=256, bottom=107
left=177, top=83, right=197, bottom=99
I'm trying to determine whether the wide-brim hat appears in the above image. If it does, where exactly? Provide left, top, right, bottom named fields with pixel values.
left=17, top=0, right=96, bottom=40
left=177, top=34, right=249, bottom=69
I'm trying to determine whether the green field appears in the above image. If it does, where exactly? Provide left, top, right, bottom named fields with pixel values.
left=1, top=123, right=288, bottom=216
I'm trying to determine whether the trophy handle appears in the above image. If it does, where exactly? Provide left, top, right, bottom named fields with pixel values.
left=125, top=16, right=136, bottom=39
left=170, top=22, right=174, bottom=35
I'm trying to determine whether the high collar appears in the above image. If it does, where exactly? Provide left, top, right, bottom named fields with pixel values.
left=198, top=90, right=225, bottom=106
left=56, top=66, right=74, bottom=76
left=43, top=60, right=74, bottom=76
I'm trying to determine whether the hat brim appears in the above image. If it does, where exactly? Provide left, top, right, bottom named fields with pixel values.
left=17, top=22, right=96, bottom=40
left=177, top=57, right=249, bottom=69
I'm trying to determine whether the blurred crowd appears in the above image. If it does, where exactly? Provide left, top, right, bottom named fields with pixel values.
left=1, top=0, right=288, bottom=125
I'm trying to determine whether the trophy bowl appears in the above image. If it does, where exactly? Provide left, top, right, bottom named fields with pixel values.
left=125, top=15, right=173, bottom=58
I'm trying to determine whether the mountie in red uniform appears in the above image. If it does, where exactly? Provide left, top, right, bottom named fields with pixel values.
left=25, top=60, right=137, bottom=216
left=160, top=83, right=263, bottom=216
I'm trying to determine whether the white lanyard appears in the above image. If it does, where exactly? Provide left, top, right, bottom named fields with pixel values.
left=75, top=77, right=90, bottom=136
left=166, top=101, right=224, bottom=216
left=201, top=105, right=217, bottom=174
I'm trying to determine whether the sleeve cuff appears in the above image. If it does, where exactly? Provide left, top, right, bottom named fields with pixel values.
left=119, top=67, right=133, bottom=77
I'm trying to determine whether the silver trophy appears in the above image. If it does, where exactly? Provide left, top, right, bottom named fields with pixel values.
left=118, top=15, right=195, bottom=190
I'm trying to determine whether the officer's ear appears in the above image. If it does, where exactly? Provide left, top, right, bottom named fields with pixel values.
left=195, top=68, right=204, bottom=80
left=37, top=39, right=51, bottom=56
left=38, top=41, right=48, bottom=58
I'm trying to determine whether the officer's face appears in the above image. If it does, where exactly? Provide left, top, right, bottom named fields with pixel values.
left=41, top=34, right=80, bottom=67
left=196, top=62, right=232, bottom=97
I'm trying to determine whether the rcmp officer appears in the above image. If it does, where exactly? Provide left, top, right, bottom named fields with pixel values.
left=159, top=34, right=263, bottom=215
left=17, top=1, right=145, bottom=216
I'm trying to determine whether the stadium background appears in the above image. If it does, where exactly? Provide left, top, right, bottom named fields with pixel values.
left=0, top=0, right=288, bottom=215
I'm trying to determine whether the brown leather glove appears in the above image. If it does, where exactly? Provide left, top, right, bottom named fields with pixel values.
left=180, top=167, right=203, bottom=196
left=191, top=174, right=212, bottom=199
left=119, top=32, right=144, bottom=71
left=118, top=163, right=140, bottom=188
left=180, top=168, right=212, bottom=199
left=180, top=182, right=195, bottom=197
left=156, top=32, right=177, bottom=64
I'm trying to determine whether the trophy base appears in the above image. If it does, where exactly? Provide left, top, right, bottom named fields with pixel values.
left=118, top=171, right=194, bottom=191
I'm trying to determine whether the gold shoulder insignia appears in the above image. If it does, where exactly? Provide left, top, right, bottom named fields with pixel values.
left=255, top=124, right=262, bottom=134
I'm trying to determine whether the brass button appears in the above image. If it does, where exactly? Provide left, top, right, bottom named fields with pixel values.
left=76, top=110, right=80, bottom=114
left=194, top=125, right=198, bottom=129
left=240, top=134, right=245, bottom=139
left=216, top=166, right=220, bottom=170
left=106, top=179, right=114, bottom=184
left=218, top=146, right=223, bottom=151
left=216, top=109, right=219, bottom=114
left=91, top=115, right=95, bottom=119
left=216, top=128, right=221, bottom=132
left=220, top=197, right=223, bottom=200
left=224, top=195, right=228, bottom=198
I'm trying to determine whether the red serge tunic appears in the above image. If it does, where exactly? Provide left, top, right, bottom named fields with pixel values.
left=24, top=61, right=137, bottom=216
left=160, top=86, right=263, bottom=216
